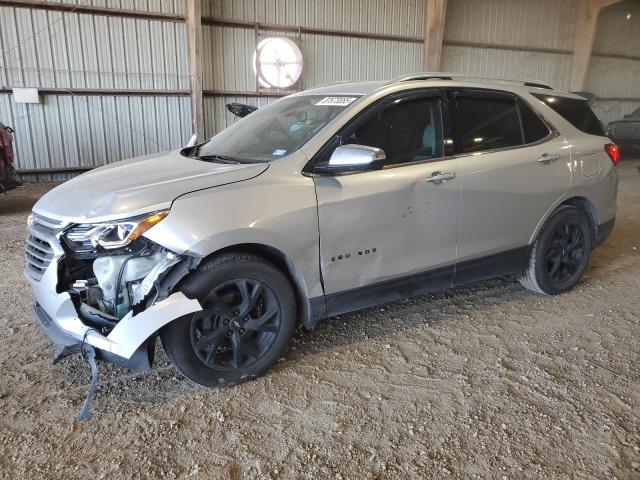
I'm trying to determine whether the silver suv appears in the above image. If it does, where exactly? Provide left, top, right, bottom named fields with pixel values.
left=26, top=74, right=619, bottom=387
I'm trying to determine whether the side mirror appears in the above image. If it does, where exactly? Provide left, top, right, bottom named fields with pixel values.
left=323, top=144, right=386, bottom=173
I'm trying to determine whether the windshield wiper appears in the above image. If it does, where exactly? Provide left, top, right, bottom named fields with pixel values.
left=193, top=154, right=243, bottom=164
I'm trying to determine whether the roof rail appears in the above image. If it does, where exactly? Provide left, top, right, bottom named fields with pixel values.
left=392, top=73, right=455, bottom=82
left=391, top=73, right=553, bottom=90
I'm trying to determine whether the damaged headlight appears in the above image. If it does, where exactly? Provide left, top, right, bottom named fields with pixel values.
left=64, top=210, right=168, bottom=254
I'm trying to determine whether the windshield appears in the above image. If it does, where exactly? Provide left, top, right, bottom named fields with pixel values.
left=191, top=95, right=361, bottom=163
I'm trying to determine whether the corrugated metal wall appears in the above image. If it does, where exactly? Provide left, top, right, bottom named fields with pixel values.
left=588, top=0, right=640, bottom=125
left=0, top=93, right=191, bottom=174
left=0, top=3, right=189, bottom=179
left=201, top=0, right=424, bottom=135
left=441, top=0, right=576, bottom=90
left=1, top=0, right=637, bottom=180
left=43, top=0, right=184, bottom=15
left=0, top=7, right=188, bottom=89
left=202, top=0, right=425, bottom=37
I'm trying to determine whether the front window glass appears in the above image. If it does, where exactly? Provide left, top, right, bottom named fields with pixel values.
left=341, top=97, right=444, bottom=166
left=192, top=95, right=361, bottom=163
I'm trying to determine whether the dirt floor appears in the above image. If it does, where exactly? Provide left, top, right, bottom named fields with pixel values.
left=0, top=160, right=639, bottom=479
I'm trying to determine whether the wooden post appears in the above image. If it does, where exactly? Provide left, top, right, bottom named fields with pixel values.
left=569, top=0, right=622, bottom=92
left=424, top=0, right=448, bottom=71
left=186, top=0, right=204, bottom=141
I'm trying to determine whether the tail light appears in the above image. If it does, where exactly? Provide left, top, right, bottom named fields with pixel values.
left=604, top=143, right=620, bottom=165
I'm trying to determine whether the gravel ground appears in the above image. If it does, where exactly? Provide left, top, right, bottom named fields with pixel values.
left=0, top=160, right=639, bottom=479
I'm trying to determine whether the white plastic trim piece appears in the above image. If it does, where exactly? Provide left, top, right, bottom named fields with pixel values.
left=107, top=292, right=202, bottom=359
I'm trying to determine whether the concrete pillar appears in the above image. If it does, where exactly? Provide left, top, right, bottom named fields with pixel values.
left=569, top=0, right=622, bottom=92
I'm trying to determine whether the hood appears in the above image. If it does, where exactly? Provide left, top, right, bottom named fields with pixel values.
left=33, top=150, right=269, bottom=223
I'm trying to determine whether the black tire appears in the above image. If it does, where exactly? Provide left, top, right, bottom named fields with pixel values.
left=161, top=252, right=296, bottom=387
left=519, top=205, right=592, bottom=295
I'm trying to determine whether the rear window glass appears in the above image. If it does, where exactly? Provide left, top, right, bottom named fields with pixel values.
left=533, top=94, right=604, bottom=136
left=519, top=100, right=551, bottom=143
left=451, top=96, right=523, bottom=154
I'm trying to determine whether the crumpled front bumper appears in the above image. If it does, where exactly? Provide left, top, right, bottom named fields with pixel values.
left=25, top=218, right=202, bottom=364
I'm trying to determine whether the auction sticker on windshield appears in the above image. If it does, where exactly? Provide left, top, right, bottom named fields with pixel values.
left=315, top=97, right=358, bottom=106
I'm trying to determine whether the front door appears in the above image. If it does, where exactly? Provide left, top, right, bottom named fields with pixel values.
left=312, top=91, right=461, bottom=311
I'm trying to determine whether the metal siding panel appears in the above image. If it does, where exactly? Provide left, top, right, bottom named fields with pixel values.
left=0, top=8, right=187, bottom=91
left=45, top=0, right=184, bottom=15
left=205, top=0, right=425, bottom=37
left=79, top=13, right=100, bottom=88
left=203, top=24, right=257, bottom=91
left=444, top=0, right=576, bottom=51
left=586, top=57, right=640, bottom=99
left=594, top=1, right=640, bottom=56
left=30, top=9, right=56, bottom=88
left=58, top=95, right=81, bottom=168
left=441, top=45, right=572, bottom=91
left=87, top=95, right=107, bottom=166
left=41, top=96, right=66, bottom=169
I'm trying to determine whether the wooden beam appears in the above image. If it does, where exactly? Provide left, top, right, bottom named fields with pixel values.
left=202, top=89, right=290, bottom=98
left=0, top=0, right=185, bottom=22
left=569, top=0, right=623, bottom=91
left=186, top=0, right=205, bottom=142
left=423, top=0, right=448, bottom=71
left=0, top=87, right=189, bottom=96
left=201, top=17, right=423, bottom=44
left=0, top=87, right=292, bottom=98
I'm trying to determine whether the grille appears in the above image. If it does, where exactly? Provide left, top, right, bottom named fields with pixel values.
left=25, top=214, right=65, bottom=282
left=611, top=123, right=640, bottom=138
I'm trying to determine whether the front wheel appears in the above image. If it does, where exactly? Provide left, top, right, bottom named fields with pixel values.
left=519, top=205, right=592, bottom=295
left=161, top=253, right=296, bottom=387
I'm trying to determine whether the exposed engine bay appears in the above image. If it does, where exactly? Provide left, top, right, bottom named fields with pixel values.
left=56, top=216, right=199, bottom=338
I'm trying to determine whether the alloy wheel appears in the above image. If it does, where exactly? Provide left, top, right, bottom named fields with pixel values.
left=189, top=278, right=281, bottom=371
left=544, top=221, right=586, bottom=284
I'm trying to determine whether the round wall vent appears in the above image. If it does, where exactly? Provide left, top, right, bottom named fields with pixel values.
left=253, top=37, right=303, bottom=89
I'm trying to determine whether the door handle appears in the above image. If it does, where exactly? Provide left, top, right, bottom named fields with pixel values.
left=425, top=171, right=456, bottom=183
left=538, top=153, right=560, bottom=163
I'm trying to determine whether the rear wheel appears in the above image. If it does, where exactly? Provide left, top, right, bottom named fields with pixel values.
left=161, top=253, right=296, bottom=387
left=519, top=205, right=592, bottom=295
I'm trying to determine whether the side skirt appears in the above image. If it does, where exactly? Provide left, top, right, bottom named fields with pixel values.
left=308, top=246, right=529, bottom=326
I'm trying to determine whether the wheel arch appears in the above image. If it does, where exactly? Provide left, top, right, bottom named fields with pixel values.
left=529, top=195, right=598, bottom=245
left=190, top=243, right=318, bottom=330
left=560, top=196, right=598, bottom=243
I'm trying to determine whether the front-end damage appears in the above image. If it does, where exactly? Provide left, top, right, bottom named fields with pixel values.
left=26, top=212, right=203, bottom=372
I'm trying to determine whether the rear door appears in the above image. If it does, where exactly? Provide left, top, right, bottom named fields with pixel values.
left=449, top=89, right=571, bottom=270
